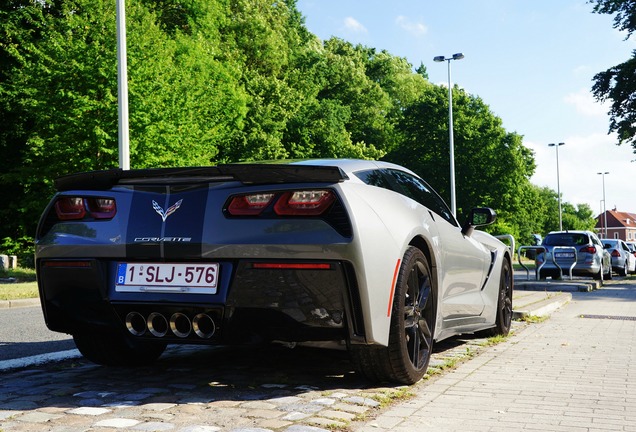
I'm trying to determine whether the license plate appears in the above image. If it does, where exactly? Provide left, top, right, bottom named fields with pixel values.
left=554, top=252, right=575, bottom=259
left=115, top=262, right=219, bottom=294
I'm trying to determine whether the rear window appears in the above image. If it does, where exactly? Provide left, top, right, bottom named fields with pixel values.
left=543, top=233, right=590, bottom=246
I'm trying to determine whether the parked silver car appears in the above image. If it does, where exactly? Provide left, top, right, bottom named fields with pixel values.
left=34, top=159, right=513, bottom=385
left=536, top=230, right=611, bottom=280
left=601, top=238, right=636, bottom=276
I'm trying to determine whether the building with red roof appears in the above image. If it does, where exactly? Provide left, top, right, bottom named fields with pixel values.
left=595, top=209, right=636, bottom=241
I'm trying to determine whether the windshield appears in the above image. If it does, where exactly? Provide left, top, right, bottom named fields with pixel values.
left=543, top=233, right=589, bottom=246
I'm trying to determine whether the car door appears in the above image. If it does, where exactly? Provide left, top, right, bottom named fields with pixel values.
left=620, top=240, right=636, bottom=272
left=382, top=169, right=488, bottom=322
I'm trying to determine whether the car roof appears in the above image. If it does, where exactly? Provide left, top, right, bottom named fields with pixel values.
left=546, top=230, right=595, bottom=236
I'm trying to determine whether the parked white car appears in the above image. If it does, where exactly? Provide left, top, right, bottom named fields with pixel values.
left=601, top=239, right=636, bottom=276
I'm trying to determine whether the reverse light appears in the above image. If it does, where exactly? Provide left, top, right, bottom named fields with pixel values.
left=42, top=260, right=92, bottom=268
left=227, top=193, right=275, bottom=216
left=274, top=190, right=335, bottom=216
left=251, top=262, right=332, bottom=270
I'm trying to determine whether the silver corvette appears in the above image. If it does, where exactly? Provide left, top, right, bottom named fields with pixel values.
left=35, top=159, right=513, bottom=384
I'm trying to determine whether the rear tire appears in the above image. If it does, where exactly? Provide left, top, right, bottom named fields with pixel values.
left=73, top=330, right=166, bottom=366
left=593, top=264, right=603, bottom=281
left=350, top=247, right=435, bottom=385
left=605, top=264, right=613, bottom=280
left=486, top=258, right=513, bottom=337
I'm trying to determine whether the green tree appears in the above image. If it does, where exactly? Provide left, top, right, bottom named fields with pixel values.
left=387, top=83, right=537, bottom=241
left=561, top=202, right=597, bottom=231
left=589, top=0, right=636, bottom=149
left=0, top=0, right=247, bottom=240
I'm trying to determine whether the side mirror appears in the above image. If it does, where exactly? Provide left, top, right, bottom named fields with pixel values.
left=461, top=207, right=496, bottom=237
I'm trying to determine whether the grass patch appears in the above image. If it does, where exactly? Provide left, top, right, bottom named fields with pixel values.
left=481, top=334, right=510, bottom=347
left=0, top=267, right=36, bottom=282
left=0, top=267, right=38, bottom=300
left=0, top=282, right=39, bottom=300
left=518, top=314, right=548, bottom=324
left=513, top=260, right=536, bottom=271
left=371, top=387, right=415, bottom=408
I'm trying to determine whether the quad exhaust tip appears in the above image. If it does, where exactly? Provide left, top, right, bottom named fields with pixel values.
left=125, top=311, right=216, bottom=339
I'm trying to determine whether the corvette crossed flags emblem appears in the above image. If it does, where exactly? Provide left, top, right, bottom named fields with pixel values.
left=152, top=199, right=183, bottom=222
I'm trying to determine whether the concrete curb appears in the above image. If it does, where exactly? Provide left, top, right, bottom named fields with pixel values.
left=0, top=297, right=40, bottom=309
left=515, top=278, right=601, bottom=292
left=513, top=291, right=572, bottom=319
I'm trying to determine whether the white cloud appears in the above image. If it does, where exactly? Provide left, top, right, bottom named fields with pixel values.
left=343, top=17, right=367, bottom=34
left=395, top=15, right=427, bottom=37
left=527, top=133, right=636, bottom=213
left=563, top=88, right=609, bottom=117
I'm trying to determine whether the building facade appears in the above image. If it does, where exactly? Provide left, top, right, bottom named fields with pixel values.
left=596, top=210, right=636, bottom=241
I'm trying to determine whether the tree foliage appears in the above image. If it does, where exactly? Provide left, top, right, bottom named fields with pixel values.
left=0, top=0, right=589, bottom=256
left=589, top=0, right=636, bottom=149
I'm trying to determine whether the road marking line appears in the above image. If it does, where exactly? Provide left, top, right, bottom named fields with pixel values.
left=0, top=349, right=81, bottom=372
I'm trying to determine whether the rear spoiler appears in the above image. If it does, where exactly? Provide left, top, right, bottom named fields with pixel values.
left=54, top=164, right=349, bottom=191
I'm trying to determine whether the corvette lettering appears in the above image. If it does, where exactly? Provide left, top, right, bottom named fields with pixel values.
left=134, top=237, right=192, bottom=242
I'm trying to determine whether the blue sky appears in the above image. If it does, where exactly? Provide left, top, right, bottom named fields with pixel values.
left=296, top=0, right=636, bottom=217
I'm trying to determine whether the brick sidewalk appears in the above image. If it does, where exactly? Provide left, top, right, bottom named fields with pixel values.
left=355, top=279, right=636, bottom=431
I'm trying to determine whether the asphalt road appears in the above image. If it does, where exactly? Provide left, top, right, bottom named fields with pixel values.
left=0, top=305, right=75, bottom=361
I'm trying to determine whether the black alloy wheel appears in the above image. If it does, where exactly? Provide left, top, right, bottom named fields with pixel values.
left=386, top=246, right=436, bottom=384
left=487, top=258, right=513, bottom=336
left=401, top=249, right=435, bottom=371
left=349, top=246, right=436, bottom=385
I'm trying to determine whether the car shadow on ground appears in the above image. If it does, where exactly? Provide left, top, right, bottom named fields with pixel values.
left=1, top=333, right=486, bottom=412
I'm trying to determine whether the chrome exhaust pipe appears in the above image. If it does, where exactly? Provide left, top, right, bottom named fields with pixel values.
left=170, top=313, right=192, bottom=338
left=125, top=312, right=146, bottom=336
left=193, top=313, right=216, bottom=339
left=147, top=312, right=168, bottom=337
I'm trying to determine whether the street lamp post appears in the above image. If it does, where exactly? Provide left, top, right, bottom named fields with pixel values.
left=548, top=142, right=565, bottom=231
left=597, top=172, right=609, bottom=238
left=434, top=53, right=464, bottom=216
left=116, top=0, right=130, bottom=170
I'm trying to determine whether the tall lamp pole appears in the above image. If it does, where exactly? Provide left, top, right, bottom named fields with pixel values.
left=116, top=0, right=130, bottom=170
left=548, top=142, right=565, bottom=231
left=434, top=53, right=464, bottom=216
left=597, top=172, right=609, bottom=238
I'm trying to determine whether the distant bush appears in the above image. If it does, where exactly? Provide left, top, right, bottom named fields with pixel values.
left=0, top=236, right=35, bottom=269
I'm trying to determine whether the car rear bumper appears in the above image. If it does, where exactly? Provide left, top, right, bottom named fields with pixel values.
left=538, top=261, right=600, bottom=276
left=37, top=257, right=366, bottom=345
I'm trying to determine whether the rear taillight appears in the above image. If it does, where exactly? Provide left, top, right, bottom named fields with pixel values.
left=611, top=249, right=621, bottom=257
left=274, top=190, right=335, bottom=216
left=579, top=245, right=597, bottom=254
left=53, top=196, right=116, bottom=220
left=86, top=198, right=117, bottom=219
left=226, top=190, right=335, bottom=217
left=227, top=193, right=275, bottom=215
left=55, top=197, right=86, bottom=220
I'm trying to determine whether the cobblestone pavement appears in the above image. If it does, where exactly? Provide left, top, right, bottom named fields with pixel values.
left=0, top=316, right=529, bottom=432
